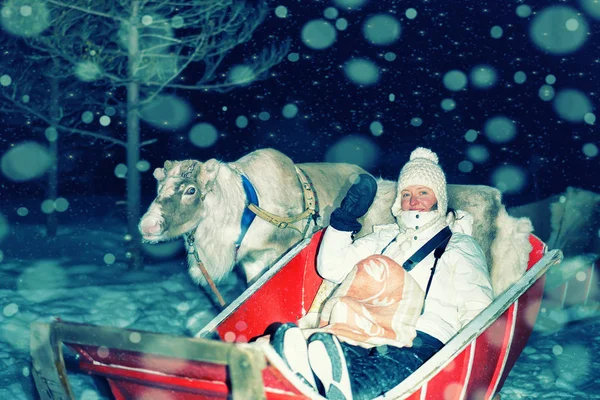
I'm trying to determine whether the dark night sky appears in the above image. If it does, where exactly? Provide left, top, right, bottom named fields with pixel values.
left=1, top=0, right=599, bottom=210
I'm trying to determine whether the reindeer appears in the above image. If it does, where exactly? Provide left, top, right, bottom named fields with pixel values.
left=139, top=148, right=395, bottom=289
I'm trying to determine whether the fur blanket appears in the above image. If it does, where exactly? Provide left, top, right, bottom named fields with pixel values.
left=307, top=255, right=424, bottom=348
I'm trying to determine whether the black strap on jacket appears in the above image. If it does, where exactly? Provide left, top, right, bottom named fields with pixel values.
left=402, top=226, right=452, bottom=272
left=379, top=226, right=453, bottom=314
left=421, top=227, right=452, bottom=314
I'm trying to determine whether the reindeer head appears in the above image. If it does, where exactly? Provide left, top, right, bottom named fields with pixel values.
left=139, top=158, right=220, bottom=242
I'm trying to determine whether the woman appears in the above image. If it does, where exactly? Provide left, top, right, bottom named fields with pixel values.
left=270, top=147, right=493, bottom=400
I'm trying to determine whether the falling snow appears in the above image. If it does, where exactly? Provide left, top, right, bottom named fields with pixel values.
left=1, top=0, right=599, bottom=398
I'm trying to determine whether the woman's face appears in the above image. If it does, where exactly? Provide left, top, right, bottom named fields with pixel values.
left=400, top=185, right=438, bottom=212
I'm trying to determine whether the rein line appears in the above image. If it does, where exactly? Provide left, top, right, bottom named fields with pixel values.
left=184, top=231, right=226, bottom=307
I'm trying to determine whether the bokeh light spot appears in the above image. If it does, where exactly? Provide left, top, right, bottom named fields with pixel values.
left=189, top=123, right=218, bottom=148
left=514, top=71, right=527, bottom=84
left=224, top=331, right=236, bottom=342
left=99, top=115, right=111, bottom=126
left=441, top=98, right=456, bottom=111
left=539, top=84, right=555, bottom=101
left=1, top=0, right=50, bottom=37
left=236, top=115, right=249, bottom=128
left=406, top=8, right=418, bottom=19
left=301, top=19, right=337, bottom=50
left=136, top=160, right=151, bottom=172
left=129, top=332, right=142, bottom=343
left=1, top=141, right=52, bottom=182
left=580, top=0, right=600, bottom=19
left=275, top=5, right=288, bottom=18
left=584, top=113, right=596, bottom=125
left=490, top=26, right=503, bottom=39
left=103, top=253, right=116, bottom=265
left=470, top=65, right=497, bottom=89
left=529, top=6, right=589, bottom=54
left=491, top=164, right=527, bottom=194
left=552, top=89, right=592, bottom=123
left=343, top=58, right=380, bottom=86
left=325, top=135, right=379, bottom=170
left=552, top=345, right=563, bottom=356
left=582, top=143, right=598, bottom=158
left=44, top=127, right=58, bottom=142
left=458, top=160, right=474, bottom=173
left=171, top=15, right=184, bottom=29
left=369, top=121, right=383, bottom=136
left=516, top=4, right=532, bottom=18
left=140, top=95, right=193, bottom=130
left=0, top=74, right=12, bottom=86
left=114, top=164, right=127, bottom=179
left=553, top=344, right=590, bottom=385
left=282, top=104, right=299, bottom=119
left=484, top=116, right=517, bottom=143
left=54, top=197, right=69, bottom=212
left=464, top=129, right=478, bottom=142
left=467, top=145, right=490, bottom=163
left=410, top=117, right=422, bottom=127
left=81, top=111, right=94, bottom=124
left=324, top=7, right=339, bottom=20
left=443, top=70, right=467, bottom=91
left=41, top=199, right=54, bottom=214
left=3, top=303, right=18, bottom=317
left=141, top=15, right=153, bottom=26
left=333, top=0, right=368, bottom=10
left=97, top=346, right=110, bottom=358
left=335, top=18, right=349, bottom=31
left=362, top=14, right=401, bottom=46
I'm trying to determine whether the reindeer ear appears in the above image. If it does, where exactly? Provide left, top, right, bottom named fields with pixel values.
left=198, top=159, right=220, bottom=191
left=153, top=168, right=166, bottom=181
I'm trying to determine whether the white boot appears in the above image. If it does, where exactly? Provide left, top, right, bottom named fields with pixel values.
left=307, top=332, right=352, bottom=400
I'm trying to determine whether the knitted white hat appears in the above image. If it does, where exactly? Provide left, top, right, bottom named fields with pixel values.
left=391, top=147, right=448, bottom=217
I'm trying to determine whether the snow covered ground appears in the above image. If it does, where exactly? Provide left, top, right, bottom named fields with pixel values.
left=1, top=214, right=599, bottom=399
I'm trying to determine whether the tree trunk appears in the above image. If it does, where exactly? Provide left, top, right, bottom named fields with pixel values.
left=126, top=0, right=143, bottom=270
left=46, top=74, right=60, bottom=238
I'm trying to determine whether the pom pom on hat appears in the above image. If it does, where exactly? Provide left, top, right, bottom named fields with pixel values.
left=391, top=147, right=448, bottom=217
left=409, top=147, right=438, bottom=164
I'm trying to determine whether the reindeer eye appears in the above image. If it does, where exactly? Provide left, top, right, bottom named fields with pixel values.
left=184, top=187, right=196, bottom=196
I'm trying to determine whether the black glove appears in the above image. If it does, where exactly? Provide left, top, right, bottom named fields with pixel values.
left=330, top=174, right=378, bottom=233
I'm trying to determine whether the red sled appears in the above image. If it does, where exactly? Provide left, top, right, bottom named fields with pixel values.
left=30, top=228, right=561, bottom=400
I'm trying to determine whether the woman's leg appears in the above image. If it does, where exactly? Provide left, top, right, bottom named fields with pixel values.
left=345, top=331, right=443, bottom=400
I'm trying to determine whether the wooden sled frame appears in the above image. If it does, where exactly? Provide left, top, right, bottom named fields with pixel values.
left=30, top=229, right=562, bottom=400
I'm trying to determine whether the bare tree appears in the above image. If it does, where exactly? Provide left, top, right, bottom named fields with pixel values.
left=0, top=41, right=131, bottom=237
left=1, top=0, right=289, bottom=269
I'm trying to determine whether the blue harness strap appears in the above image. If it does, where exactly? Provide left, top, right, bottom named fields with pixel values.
left=236, top=175, right=259, bottom=249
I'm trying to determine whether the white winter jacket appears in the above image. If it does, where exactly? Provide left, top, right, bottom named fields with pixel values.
left=317, top=210, right=493, bottom=344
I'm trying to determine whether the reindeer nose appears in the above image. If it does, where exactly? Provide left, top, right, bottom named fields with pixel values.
left=140, top=216, right=162, bottom=236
